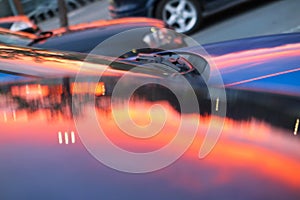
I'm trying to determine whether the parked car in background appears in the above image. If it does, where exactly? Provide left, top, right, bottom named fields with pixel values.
left=0, top=15, right=41, bottom=34
left=109, top=0, right=249, bottom=34
left=0, top=17, right=186, bottom=54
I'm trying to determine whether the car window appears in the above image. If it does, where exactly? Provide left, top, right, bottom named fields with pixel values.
left=0, top=31, right=33, bottom=46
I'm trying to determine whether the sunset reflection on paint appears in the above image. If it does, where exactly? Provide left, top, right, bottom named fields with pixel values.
left=93, top=101, right=300, bottom=188
left=212, top=43, right=300, bottom=69
left=51, top=18, right=166, bottom=36
left=2, top=94, right=299, bottom=190
left=206, top=42, right=300, bottom=98
left=1, top=33, right=300, bottom=198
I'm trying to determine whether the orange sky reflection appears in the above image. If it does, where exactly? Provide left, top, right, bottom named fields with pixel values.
left=0, top=100, right=299, bottom=190
left=212, top=43, right=300, bottom=69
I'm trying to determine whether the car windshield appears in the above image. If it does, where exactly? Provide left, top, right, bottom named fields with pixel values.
left=0, top=31, right=33, bottom=46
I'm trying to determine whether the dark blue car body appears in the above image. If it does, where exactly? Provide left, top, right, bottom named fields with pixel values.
left=0, top=33, right=300, bottom=199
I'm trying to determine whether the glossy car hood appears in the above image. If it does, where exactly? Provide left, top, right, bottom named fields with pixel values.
left=51, top=17, right=167, bottom=35
left=0, top=74, right=299, bottom=200
left=1, top=34, right=300, bottom=199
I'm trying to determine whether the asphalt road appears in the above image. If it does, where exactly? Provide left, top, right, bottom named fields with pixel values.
left=192, top=0, right=300, bottom=44
left=39, top=0, right=300, bottom=44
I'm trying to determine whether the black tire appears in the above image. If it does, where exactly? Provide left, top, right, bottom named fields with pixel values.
left=155, top=0, right=202, bottom=35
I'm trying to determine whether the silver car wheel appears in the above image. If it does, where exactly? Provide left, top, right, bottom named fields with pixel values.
left=162, top=0, right=198, bottom=33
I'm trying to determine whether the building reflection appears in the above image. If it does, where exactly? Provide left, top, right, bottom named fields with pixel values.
left=0, top=75, right=299, bottom=137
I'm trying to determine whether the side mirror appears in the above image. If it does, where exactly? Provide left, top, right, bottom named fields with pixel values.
left=38, top=31, right=53, bottom=38
left=155, top=51, right=210, bottom=82
left=174, top=51, right=210, bottom=82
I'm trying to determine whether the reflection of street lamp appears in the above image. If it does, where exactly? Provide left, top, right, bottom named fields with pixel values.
left=58, top=131, right=76, bottom=144
left=294, top=119, right=299, bottom=135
